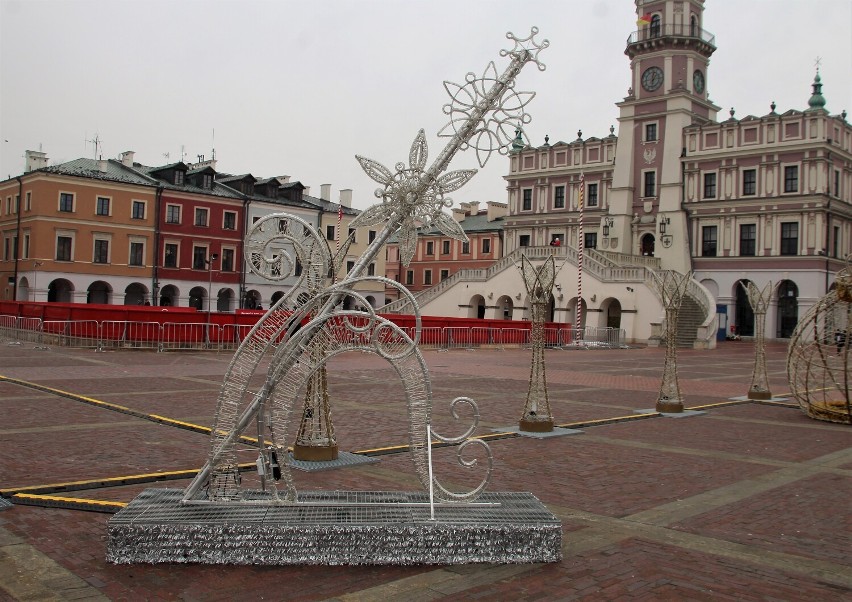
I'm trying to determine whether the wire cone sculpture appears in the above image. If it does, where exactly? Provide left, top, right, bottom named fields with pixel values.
left=181, top=28, right=549, bottom=505
left=787, top=256, right=852, bottom=424
left=518, top=255, right=557, bottom=432
left=742, top=281, right=773, bottom=400
left=650, top=270, right=693, bottom=413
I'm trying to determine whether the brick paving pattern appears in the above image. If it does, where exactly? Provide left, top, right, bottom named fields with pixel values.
left=0, top=340, right=849, bottom=600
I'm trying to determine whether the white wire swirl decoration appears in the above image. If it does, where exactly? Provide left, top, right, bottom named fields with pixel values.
left=183, top=28, right=547, bottom=506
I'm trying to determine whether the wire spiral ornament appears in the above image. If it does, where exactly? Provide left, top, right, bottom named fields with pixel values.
left=787, top=256, right=851, bottom=424
left=183, top=28, right=546, bottom=505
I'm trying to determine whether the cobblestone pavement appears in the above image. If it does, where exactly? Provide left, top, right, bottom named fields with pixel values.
left=0, top=340, right=849, bottom=601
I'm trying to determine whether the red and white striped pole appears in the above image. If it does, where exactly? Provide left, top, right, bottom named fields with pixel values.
left=576, top=173, right=585, bottom=340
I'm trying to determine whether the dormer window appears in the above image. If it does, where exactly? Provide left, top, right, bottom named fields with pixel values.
left=202, top=174, right=213, bottom=189
left=244, top=183, right=254, bottom=196
left=175, top=170, right=185, bottom=185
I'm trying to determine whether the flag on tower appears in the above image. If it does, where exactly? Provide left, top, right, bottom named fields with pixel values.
left=637, top=13, right=652, bottom=26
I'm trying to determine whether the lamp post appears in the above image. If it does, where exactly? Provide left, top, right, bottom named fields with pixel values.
left=32, top=260, right=43, bottom=302
left=206, top=252, right=218, bottom=345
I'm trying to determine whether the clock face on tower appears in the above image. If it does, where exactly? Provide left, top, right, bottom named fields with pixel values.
left=641, top=66, right=664, bottom=92
left=693, top=69, right=705, bottom=93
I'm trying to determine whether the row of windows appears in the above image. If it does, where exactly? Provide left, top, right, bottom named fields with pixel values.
left=55, top=236, right=147, bottom=266
left=54, top=192, right=147, bottom=219
left=700, top=166, right=843, bottom=200
left=700, top=222, right=805, bottom=257
left=3, top=192, right=33, bottom=215
left=403, top=268, right=451, bottom=286
left=521, top=184, right=600, bottom=211
left=164, top=204, right=237, bottom=229
left=422, top=239, right=487, bottom=255
left=324, top=225, right=377, bottom=244
left=518, top=233, right=598, bottom=249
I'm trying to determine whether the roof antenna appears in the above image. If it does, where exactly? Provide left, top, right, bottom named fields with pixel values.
left=84, top=133, right=102, bottom=159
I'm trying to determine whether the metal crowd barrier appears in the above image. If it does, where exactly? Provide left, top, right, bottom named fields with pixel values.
left=0, top=314, right=627, bottom=352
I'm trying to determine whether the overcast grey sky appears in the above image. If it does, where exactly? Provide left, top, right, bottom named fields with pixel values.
left=2, top=0, right=850, bottom=209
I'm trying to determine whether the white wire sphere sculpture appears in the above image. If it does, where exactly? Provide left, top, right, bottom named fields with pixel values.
left=786, top=264, right=852, bottom=424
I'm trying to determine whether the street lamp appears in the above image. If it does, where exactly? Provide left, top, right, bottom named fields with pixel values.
left=206, top=252, right=219, bottom=312
left=32, top=260, right=43, bottom=302
left=206, top=252, right=218, bottom=345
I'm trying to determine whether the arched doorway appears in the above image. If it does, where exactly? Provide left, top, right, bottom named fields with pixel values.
left=734, top=279, right=754, bottom=337
left=641, top=234, right=656, bottom=257
left=243, top=290, right=261, bottom=310
left=16, top=277, right=30, bottom=301
left=570, top=297, right=588, bottom=331
left=777, top=280, right=799, bottom=339
left=159, top=285, right=179, bottom=307
left=124, top=283, right=148, bottom=305
left=217, top=288, right=234, bottom=312
left=496, top=295, right=514, bottom=320
left=271, top=291, right=285, bottom=307
left=189, top=286, right=206, bottom=310
left=87, top=281, right=112, bottom=304
left=365, top=295, right=376, bottom=309
left=469, top=295, right=486, bottom=319
left=47, top=279, right=74, bottom=303
left=605, top=298, right=622, bottom=329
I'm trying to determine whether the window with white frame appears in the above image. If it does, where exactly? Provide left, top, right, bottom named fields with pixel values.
left=221, top=248, right=235, bottom=272
left=554, top=186, right=565, bottom=209
left=56, top=234, right=73, bottom=261
left=326, top=225, right=335, bottom=240
left=780, top=222, right=798, bottom=255
left=643, top=171, right=656, bottom=197
left=522, top=189, right=532, bottom=211
left=739, top=224, right=756, bottom=256
left=192, top=246, right=207, bottom=270
left=440, top=269, right=449, bottom=281
left=482, top=238, right=491, bottom=254
left=701, top=225, right=717, bottom=256
left=132, top=200, right=146, bottom=219
left=165, top=204, right=181, bottom=224
left=784, top=165, right=799, bottom=193
left=129, top=240, right=145, bottom=266
left=22, top=232, right=30, bottom=259
left=442, top=240, right=450, bottom=254
left=59, top=192, right=74, bottom=212
left=703, top=173, right=717, bottom=199
left=96, top=196, right=110, bottom=216
left=164, top=242, right=179, bottom=268
left=742, top=169, right=756, bottom=196
left=25, top=191, right=31, bottom=211
left=645, top=123, right=657, bottom=142
left=93, top=238, right=110, bottom=264
left=223, top=211, right=237, bottom=230
left=587, top=183, right=599, bottom=207
left=424, top=270, right=432, bottom=285
left=195, top=207, right=209, bottom=227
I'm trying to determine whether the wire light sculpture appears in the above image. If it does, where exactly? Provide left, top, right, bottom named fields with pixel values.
left=649, top=270, right=693, bottom=413
left=182, top=28, right=549, bottom=505
left=787, top=257, right=851, bottom=424
left=518, top=255, right=557, bottom=432
left=742, top=281, right=773, bottom=400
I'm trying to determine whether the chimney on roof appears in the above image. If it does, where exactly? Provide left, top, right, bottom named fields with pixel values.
left=98, top=158, right=109, bottom=172
left=339, top=189, right=353, bottom=208
left=467, top=201, right=480, bottom=216
left=25, top=150, right=49, bottom=172
left=277, top=175, right=291, bottom=184
left=452, top=207, right=466, bottom=222
left=320, top=184, right=332, bottom=201
left=120, top=151, right=135, bottom=166
left=486, top=201, right=508, bottom=222
left=304, top=186, right=310, bottom=196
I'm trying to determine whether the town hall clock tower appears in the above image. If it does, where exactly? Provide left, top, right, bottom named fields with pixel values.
left=606, top=0, right=720, bottom=272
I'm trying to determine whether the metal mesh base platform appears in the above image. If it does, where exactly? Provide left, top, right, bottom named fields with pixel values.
left=107, top=489, right=562, bottom=565
left=288, top=450, right=379, bottom=472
